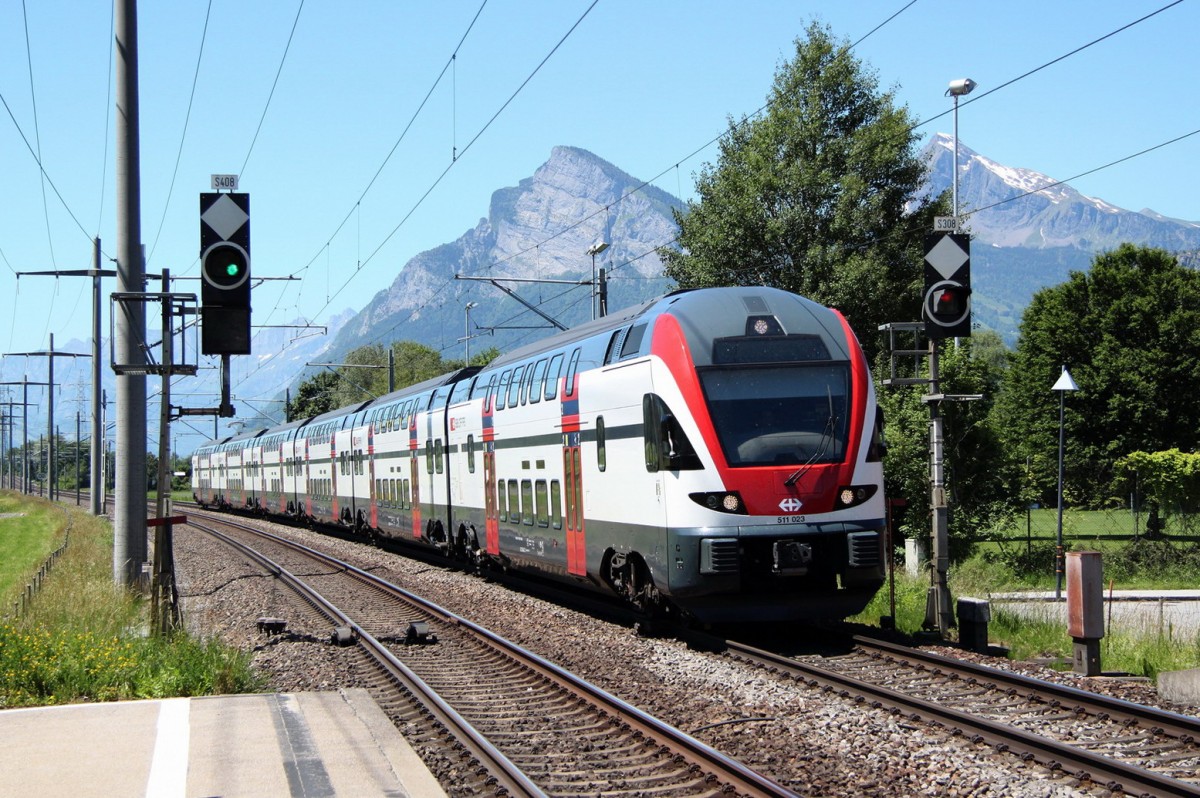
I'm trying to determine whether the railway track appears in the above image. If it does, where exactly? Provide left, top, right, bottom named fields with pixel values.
left=716, top=633, right=1200, bottom=798
left=185, top=511, right=796, bottom=797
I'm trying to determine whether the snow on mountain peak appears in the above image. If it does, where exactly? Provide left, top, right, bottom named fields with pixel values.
left=932, top=133, right=1118, bottom=213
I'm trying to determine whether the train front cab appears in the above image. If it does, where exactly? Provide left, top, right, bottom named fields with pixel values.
left=636, top=290, right=887, bottom=623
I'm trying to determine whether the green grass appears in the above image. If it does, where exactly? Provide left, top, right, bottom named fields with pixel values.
left=854, top=561, right=1200, bottom=679
left=0, top=493, right=66, bottom=608
left=0, top=491, right=263, bottom=708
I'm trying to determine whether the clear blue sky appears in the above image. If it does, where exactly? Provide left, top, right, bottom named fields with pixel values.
left=2, top=1, right=1197, bottom=404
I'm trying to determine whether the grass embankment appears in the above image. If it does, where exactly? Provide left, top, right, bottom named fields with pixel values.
left=0, top=491, right=262, bottom=708
left=853, top=556, right=1200, bottom=679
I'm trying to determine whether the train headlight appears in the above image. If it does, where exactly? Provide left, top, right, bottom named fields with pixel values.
left=689, top=491, right=748, bottom=514
left=836, top=485, right=878, bottom=509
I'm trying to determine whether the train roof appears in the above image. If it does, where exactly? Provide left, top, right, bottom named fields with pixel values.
left=485, top=293, right=666, bottom=368
left=191, top=287, right=849, bottom=454
left=483, top=286, right=850, bottom=370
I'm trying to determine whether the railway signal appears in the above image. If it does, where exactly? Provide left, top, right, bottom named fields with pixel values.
left=199, top=192, right=251, bottom=354
left=923, top=232, right=971, bottom=339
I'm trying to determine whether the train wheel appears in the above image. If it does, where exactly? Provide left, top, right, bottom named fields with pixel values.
left=607, top=552, right=657, bottom=611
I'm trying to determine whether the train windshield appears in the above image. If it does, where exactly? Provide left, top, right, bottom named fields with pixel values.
left=698, top=364, right=850, bottom=467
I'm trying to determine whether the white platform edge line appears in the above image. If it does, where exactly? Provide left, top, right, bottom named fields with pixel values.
left=145, top=698, right=190, bottom=798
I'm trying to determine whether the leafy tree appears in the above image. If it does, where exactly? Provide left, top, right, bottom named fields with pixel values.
left=289, top=340, right=493, bottom=419
left=660, top=21, right=945, bottom=362
left=879, top=330, right=1011, bottom=559
left=997, top=244, right=1200, bottom=506
left=287, top=370, right=340, bottom=420
left=389, top=341, right=450, bottom=391
left=1117, top=449, right=1200, bottom=535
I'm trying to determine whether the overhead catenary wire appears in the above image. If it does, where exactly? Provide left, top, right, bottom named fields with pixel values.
left=21, top=0, right=56, bottom=277
left=245, top=0, right=597, bottom=381
left=238, top=0, right=306, bottom=179
left=256, top=0, right=489, bottom=336
left=147, top=0, right=214, bottom=267
left=914, top=0, right=1185, bottom=131
left=222, top=1, right=1190, bottom=406
left=216, top=0, right=992, bottom=397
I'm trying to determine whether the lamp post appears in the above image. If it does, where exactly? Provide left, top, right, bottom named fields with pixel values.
left=586, top=240, right=609, bottom=320
left=1052, top=365, right=1079, bottom=598
left=946, top=78, right=976, bottom=233
left=464, top=301, right=478, bottom=364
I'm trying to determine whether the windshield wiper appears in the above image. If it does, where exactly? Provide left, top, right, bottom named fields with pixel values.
left=784, top=415, right=836, bottom=486
left=784, top=387, right=837, bottom=487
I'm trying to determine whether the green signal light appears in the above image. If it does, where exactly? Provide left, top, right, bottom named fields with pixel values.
left=225, top=263, right=241, bottom=277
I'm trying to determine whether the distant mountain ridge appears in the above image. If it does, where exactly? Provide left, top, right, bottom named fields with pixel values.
left=7, top=140, right=1198, bottom=444
left=922, top=133, right=1200, bottom=340
left=924, top=132, right=1200, bottom=251
left=327, top=146, right=679, bottom=360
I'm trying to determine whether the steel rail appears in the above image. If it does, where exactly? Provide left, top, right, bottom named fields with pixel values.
left=192, top=515, right=796, bottom=797
left=725, top=638, right=1198, bottom=798
left=190, top=519, right=547, bottom=798
left=854, top=635, right=1200, bottom=740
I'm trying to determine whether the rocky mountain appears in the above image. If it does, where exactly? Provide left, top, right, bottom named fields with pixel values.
left=9, top=140, right=1197, bottom=446
left=925, top=133, right=1200, bottom=251
left=324, top=146, right=678, bottom=362
left=329, top=139, right=1200, bottom=360
left=923, top=133, right=1200, bottom=341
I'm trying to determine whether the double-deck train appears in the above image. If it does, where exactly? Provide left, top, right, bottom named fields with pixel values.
left=192, top=286, right=886, bottom=623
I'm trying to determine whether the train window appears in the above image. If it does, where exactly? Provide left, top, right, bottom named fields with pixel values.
left=472, top=374, right=493, bottom=403
left=550, top=480, right=562, bottom=529
left=565, top=349, right=581, bottom=397
left=643, top=394, right=703, bottom=472
left=535, top=480, right=549, bottom=527
left=528, top=359, right=547, bottom=404
left=507, top=480, right=520, bottom=525
left=544, top=354, right=563, bottom=400
left=596, top=415, right=607, bottom=472
left=519, top=480, right=533, bottom=525
left=621, top=323, right=647, bottom=359
left=495, top=370, right=512, bottom=411
left=425, top=439, right=434, bottom=474
left=507, top=365, right=525, bottom=409
left=497, top=479, right=506, bottom=521
left=403, top=478, right=411, bottom=509
left=434, top=439, right=444, bottom=474
left=450, top=376, right=474, bottom=406
left=467, top=434, right=476, bottom=473
left=520, top=365, right=536, bottom=405
left=375, top=478, right=381, bottom=501
left=604, top=327, right=628, bottom=365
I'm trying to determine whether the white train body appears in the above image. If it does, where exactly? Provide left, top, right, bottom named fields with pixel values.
left=193, top=287, right=886, bottom=622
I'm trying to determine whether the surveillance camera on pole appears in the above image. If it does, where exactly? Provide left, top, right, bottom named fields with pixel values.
left=199, top=190, right=251, bottom=355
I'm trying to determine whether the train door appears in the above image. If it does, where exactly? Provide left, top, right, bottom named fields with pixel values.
left=349, top=420, right=368, bottom=529
left=482, top=387, right=499, bottom=554
left=254, top=444, right=265, bottom=510
left=328, top=427, right=338, bottom=520
left=561, top=349, right=586, bottom=576
left=409, top=406, right=421, bottom=539
left=303, top=437, right=313, bottom=519
left=366, top=422, right=377, bottom=530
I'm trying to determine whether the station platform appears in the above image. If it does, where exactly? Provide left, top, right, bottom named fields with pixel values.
left=0, top=688, right=447, bottom=798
